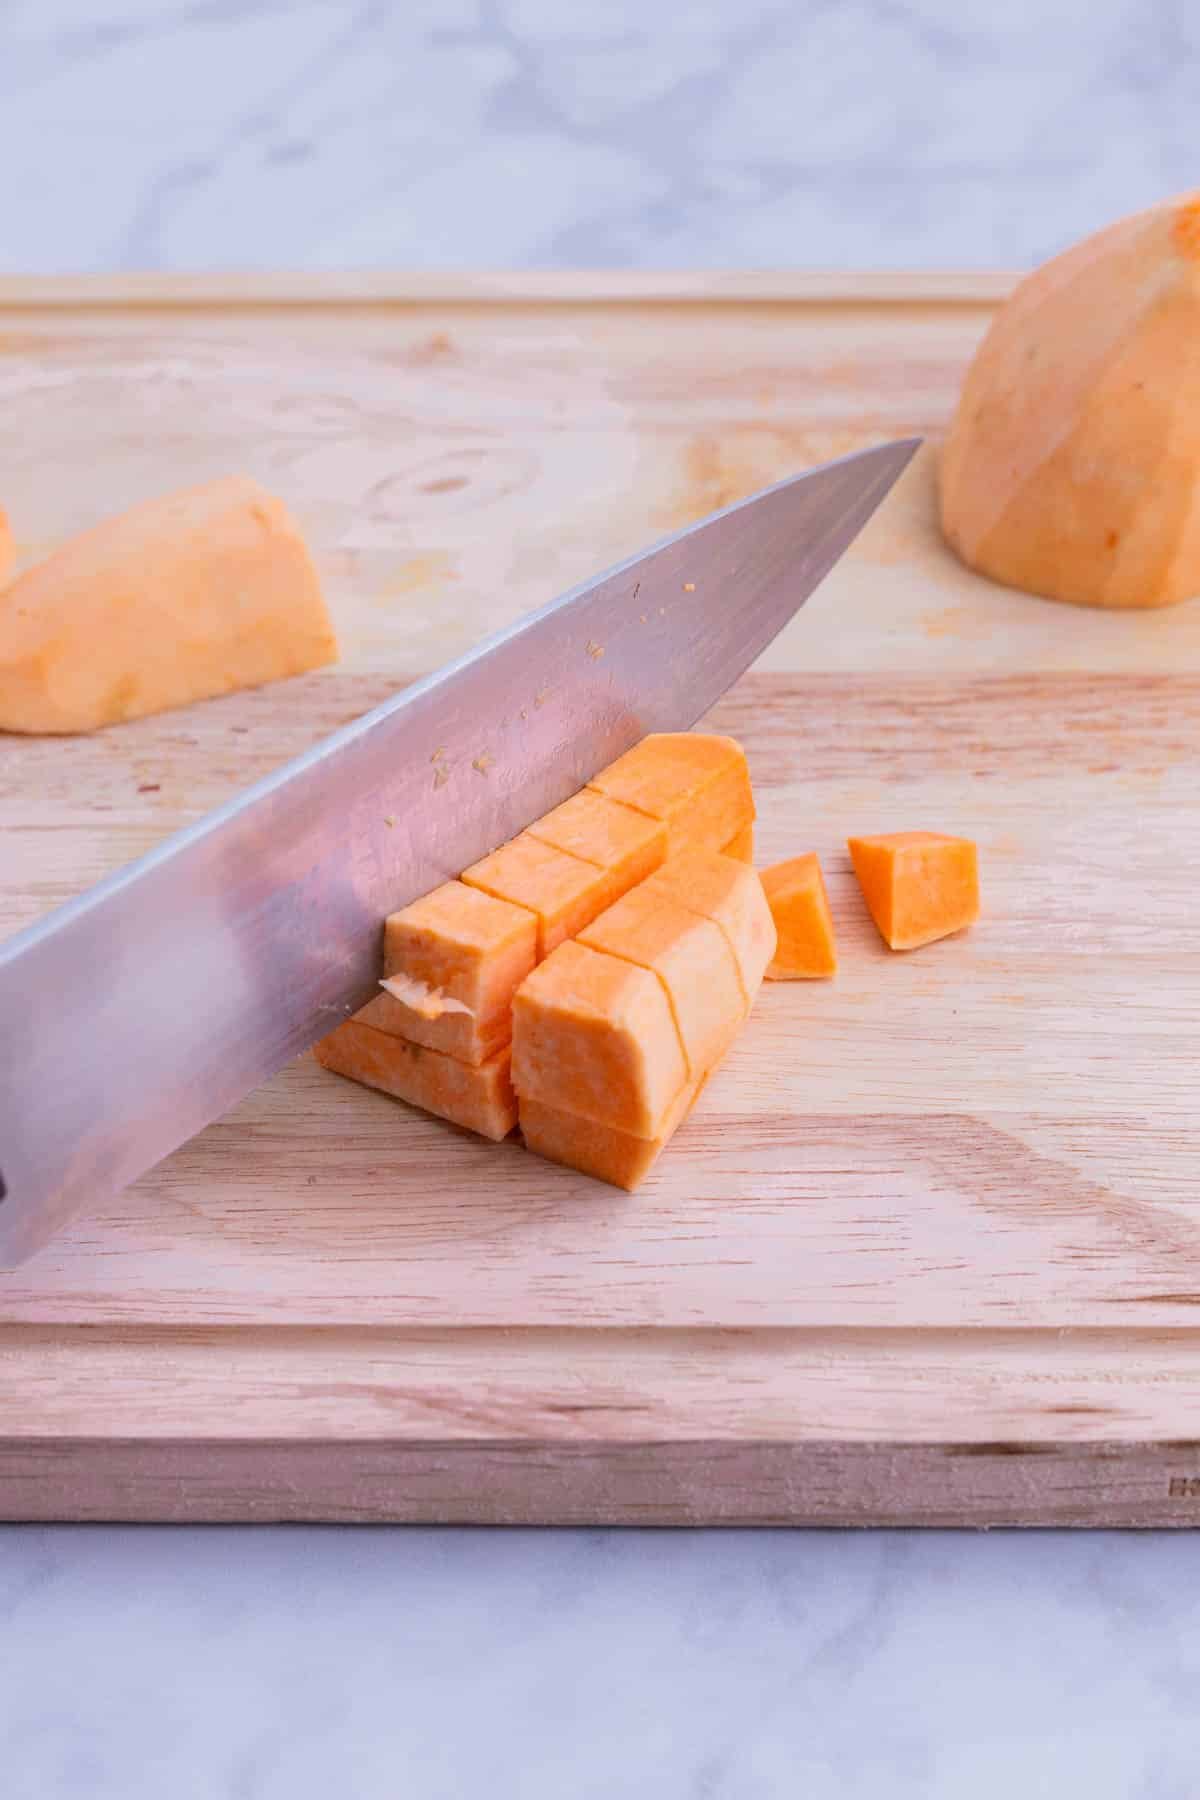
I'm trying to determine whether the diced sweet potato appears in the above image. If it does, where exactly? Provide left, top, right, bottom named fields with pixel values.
left=588, top=733, right=754, bottom=854
left=519, top=1067, right=709, bottom=1191
left=313, top=1020, right=517, bottom=1140
left=0, top=476, right=337, bottom=733
left=528, top=788, right=666, bottom=887
left=511, top=939, right=687, bottom=1138
left=721, top=824, right=754, bottom=863
left=382, top=880, right=537, bottom=1059
left=462, top=833, right=624, bottom=956
left=761, top=854, right=838, bottom=979
left=355, top=982, right=510, bottom=1068
left=642, top=850, right=776, bottom=1006
left=579, top=882, right=744, bottom=1077
left=848, top=831, right=980, bottom=951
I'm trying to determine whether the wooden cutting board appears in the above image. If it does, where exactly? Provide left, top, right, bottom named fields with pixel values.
left=4, top=273, right=1200, bottom=1527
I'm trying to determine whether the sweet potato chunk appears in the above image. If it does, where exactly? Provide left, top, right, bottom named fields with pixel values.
left=355, top=982, right=510, bottom=1069
left=761, top=854, right=838, bottom=979
left=519, top=1067, right=709, bottom=1191
left=381, top=880, right=537, bottom=1061
left=588, top=733, right=753, bottom=854
left=314, top=1021, right=517, bottom=1140
left=642, top=850, right=776, bottom=1006
left=848, top=831, right=980, bottom=951
left=0, top=476, right=337, bottom=733
left=511, top=939, right=687, bottom=1138
left=462, top=833, right=624, bottom=956
left=528, top=787, right=666, bottom=887
left=579, top=882, right=743, bottom=1077
left=721, top=824, right=754, bottom=863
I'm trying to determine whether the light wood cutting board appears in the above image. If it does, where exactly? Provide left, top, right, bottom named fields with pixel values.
left=3, top=273, right=1200, bottom=1526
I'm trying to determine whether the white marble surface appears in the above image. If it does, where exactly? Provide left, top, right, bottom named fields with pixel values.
left=5, top=3, right=1200, bottom=1796
left=2, top=0, right=1198, bottom=272
left=4, top=1526, right=1200, bottom=1797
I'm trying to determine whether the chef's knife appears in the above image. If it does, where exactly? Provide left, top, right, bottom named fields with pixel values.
left=0, top=438, right=918, bottom=1263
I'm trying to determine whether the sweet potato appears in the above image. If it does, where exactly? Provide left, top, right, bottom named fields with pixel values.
left=848, top=832, right=980, bottom=951
left=314, top=1021, right=517, bottom=1141
left=0, top=475, right=336, bottom=733
left=761, top=854, right=838, bottom=979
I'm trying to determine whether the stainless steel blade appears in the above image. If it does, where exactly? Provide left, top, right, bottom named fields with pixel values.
left=0, top=437, right=918, bottom=1262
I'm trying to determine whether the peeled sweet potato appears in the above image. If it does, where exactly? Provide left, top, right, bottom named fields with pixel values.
left=942, top=194, right=1200, bottom=609
left=314, top=1021, right=517, bottom=1142
left=0, top=475, right=337, bottom=733
left=762, top=854, right=838, bottom=979
left=848, top=832, right=979, bottom=951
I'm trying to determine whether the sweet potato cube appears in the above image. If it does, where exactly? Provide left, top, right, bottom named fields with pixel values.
left=511, top=940, right=687, bottom=1138
left=528, top=788, right=666, bottom=887
left=579, top=883, right=743, bottom=1077
left=314, top=1021, right=517, bottom=1141
left=519, top=1067, right=708, bottom=1192
left=355, top=981, right=509, bottom=1068
left=721, top=824, right=754, bottom=863
left=462, top=833, right=624, bottom=956
left=381, top=879, right=537, bottom=1059
left=642, top=850, right=776, bottom=1006
left=761, top=854, right=838, bottom=979
left=588, top=733, right=754, bottom=854
left=848, top=831, right=980, bottom=951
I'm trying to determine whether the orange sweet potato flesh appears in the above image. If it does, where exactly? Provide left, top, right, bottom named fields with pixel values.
left=314, top=1020, right=517, bottom=1140
left=382, top=881, right=537, bottom=1062
left=462, top=832, right=626, bottom=956
left=0, top=475, right=337, bottom=733
left=528, top=788, right=666, bottom=887
left=643, top=850, right=776, bottom=1005
left=589, top=733, right=754, bottom=854
left=762, top=854, right=838, bottom=979
left=942, top=194, right=1200, bottom=609
left=519, top=1066, right=709, bottom=1192
left=0, top=506, right=11, bottom=586
left=848, top=832, right=979, bottom=951
left=579, top=882, right=744, bottom=1078
left=721, top=824, right=754, bottom=863
left=511, top=939, right=687, bottom=1138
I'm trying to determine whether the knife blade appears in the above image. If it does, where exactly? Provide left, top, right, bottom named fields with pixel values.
left=0, top=437, right=918, bottom=1263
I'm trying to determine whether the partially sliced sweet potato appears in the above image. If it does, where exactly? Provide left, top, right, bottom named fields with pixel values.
left=762, top=854, right=838, bottom=979
left=848, top=831, right=980, bottom=951
left=0, top=476, right=337, bottom=733
left=511, top=939, right=687, bottom=1138
left=588, top=733, right=754, bottom=854
left=461, top=833, right=624, bottom=956
left=519, top=1066, right=709, bottom=1191
left=381, top=880, right=537, bottom=1062
left=642, top=849, right=776, bottom=1006
left=314, top=1020, right=517, bottom=1140
left=578, top=882, right=744, bottom=1078
left=528, top=787, right=666, bottom=887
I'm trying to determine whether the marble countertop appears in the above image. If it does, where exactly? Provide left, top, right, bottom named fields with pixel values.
left=5, top=3, right=1200, bottom=1796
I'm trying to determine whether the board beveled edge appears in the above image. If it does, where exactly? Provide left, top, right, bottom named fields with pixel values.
left=0, top=270, right=1018, bottom=311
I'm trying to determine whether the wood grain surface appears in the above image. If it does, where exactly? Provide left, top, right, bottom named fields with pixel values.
left=3, top=275, right=1200, bottom=1525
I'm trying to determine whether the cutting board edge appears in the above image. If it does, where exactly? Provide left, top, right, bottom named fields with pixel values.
left=0, top=269, right=1019, bottom=310
left=5, top=1436, right=1200, bottom=1527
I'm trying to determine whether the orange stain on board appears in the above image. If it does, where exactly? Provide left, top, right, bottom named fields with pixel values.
left=378, top=550, right=460, bottom=601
